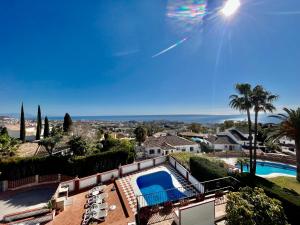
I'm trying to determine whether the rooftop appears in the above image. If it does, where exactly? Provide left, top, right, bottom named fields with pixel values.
left=213, top=135, right=238, bottom=145
left=143, top=135, right=197, bottom=149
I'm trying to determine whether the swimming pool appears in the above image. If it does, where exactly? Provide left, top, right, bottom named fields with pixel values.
left=136, top=171, right=186, bottom=206
left=237, top=161, right=296, bottom=177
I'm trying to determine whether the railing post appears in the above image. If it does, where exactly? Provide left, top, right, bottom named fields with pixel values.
left=2, top=180, right=8, bottom=192
left=119, top=165, right=123, bottom=178
left=35, top=175, right=39, bottom=184
left=74, top=177, right=80, bottom=192
left=97, top=173, right=102, bottom=184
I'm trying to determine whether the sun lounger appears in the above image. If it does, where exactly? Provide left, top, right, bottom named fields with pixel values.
left=93, top=185, right=107, bottom=192
left=92, top=210, right=108, bottom=222
left=90, top=202, right=108, bottom=211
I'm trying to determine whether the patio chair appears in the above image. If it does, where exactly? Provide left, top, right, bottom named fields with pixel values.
left=90, top=202, right=109, bottom=211
left=98, top=192, right=108, bottom=200
left=92, top=210, right=108, bottom=222
left=93, top=185, right=107, bottom=192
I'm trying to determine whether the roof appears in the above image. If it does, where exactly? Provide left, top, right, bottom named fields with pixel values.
left=178, top=132, right=204, bottom=138
left=143, top=135, right=197, bottom=149
left=213, top=135, right=238, bottom=145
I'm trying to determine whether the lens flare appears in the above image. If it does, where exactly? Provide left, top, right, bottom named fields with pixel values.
left=221, top=0, right=241, bottom=17
left=167, top=0, right=207, bottom=33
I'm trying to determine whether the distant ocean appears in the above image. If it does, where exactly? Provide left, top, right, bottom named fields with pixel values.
left=47, top=114, right=277, bottom=124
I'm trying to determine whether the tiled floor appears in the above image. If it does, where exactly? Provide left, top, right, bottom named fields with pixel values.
left=47, top=183, right=135, bottom=225
left=118, top=164, right=197, bottom=211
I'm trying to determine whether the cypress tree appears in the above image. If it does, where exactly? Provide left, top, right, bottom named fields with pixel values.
left=36, top=105, right=42, bottom=140
left=44, top=116, right=50, bottom=138
left=63, top=113, right=73, bottom=133
left=20, top=103, right=26, bottom=142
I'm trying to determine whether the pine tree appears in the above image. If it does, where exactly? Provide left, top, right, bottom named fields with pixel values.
left=20, top=103, right=26, bottom=142
left=44, top=116, right=50, bottom=138
left=63, top=113, right=73, bottom=133
left=36, top=105, right=42, bottom=140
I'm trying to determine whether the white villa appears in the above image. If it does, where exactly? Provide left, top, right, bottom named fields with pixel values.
left=142, top=135, right=201, bottom=157
left=205, top=128, right=249, bottom=151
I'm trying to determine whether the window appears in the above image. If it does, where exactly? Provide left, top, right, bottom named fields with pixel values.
left=190, top=147, right=194, bottom=151
left=182, top=148, right=186, bottom=152
left=149, top=149, right=155, bottom=154
left=157, top=149, right=161, bottom=154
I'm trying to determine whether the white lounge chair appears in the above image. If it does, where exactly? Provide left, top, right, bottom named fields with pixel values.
left=93, top=185, right=107, bottom=192
left=92, top=210, right=108, bottom=222
left=90, top=202, right=108, bottom=211
left=98, top=192, right=108, bottom=200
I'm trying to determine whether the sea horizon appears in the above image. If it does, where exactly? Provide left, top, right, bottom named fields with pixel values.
left=1, top=113, right=279, bottom=124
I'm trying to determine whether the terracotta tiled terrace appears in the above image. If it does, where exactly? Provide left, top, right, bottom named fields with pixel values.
left=47, top=183, right=136, bottom=225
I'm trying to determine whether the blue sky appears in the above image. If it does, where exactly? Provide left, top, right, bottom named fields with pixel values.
left=0, top=0, right=299, bottom=116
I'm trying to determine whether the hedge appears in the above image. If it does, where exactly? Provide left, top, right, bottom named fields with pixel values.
left=190, top=156, right=228, bottom=182
left=0, top=149, right=134, bottom=180
left=237, top=173, right=300, bottom=225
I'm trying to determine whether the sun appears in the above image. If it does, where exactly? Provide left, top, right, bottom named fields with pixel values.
left=221, top=0, right=241, bottom=17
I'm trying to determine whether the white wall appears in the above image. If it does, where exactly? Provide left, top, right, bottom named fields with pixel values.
left=174, top=144, right=200, bottom=153
left=180, top=200, right=215, bottom=225
left=188, top=175, right=204, bottom=193
left=140, top=159, right=154, bottom=169
left=122, top=164, right=138, bottom=175
left=155, top=156, right=167, bottom=165
left=61, top=180, right=75, bottom=192
left=101, top=170, right=119, bottom=182
left=214, top=144, right=241, bottom=151
left=176, top=163, right=187, bottom=178
left=169, top=157, right=176, bottom=167
left=79, top=175, right=97, bottom=189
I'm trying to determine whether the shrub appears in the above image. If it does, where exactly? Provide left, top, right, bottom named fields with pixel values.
left=190, top=156, right=227, bottom=182
left=0, top=149, right=133, bottom=180
left=236, top=173, right=300, bottom=225
left=226, top=187, right=288, bottom=225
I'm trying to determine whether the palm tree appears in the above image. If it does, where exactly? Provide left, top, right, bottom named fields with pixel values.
left=251, top=85, right=278, bottom=173
left=229, top=83, right=254, bottom=174
left=236, top=158, right=249, bottom=173
left=267, top=108, right=300, bottom=182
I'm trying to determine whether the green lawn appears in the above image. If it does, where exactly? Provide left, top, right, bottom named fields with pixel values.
left=268, top=176, right=300, bottom=194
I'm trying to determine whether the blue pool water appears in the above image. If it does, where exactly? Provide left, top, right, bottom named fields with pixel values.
left=136, top=171, right=186, bottom=206
left=237, top=161, right=296, bottom=176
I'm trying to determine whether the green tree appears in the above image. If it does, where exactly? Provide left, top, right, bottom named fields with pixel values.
left=63, top=113, right=73, bottom=133
left=0, top=132, right=20, bottom=157
left=36, top=105, right=42, bottom=140
left=44, top=116, right=50, bottom=138
left=226, top=187, right=288, bottom=225
left=68, top=136, right=88, bottom=156
left=236, top=158, right=249, bottom=173
left=188, top=123, right=203, bottom=133
left=251, top=85, right=278, bottom=173
left=39, top=135, right=61, bottom=156
left=20, top=103, right=26, bottom=143
left=0, top=127, right=8, bottom=135
left=134, top=126, right=147, bottom=146
left=229, top=83, right=254, bottom=174
left=50, top=125, right=63, bottom=137
left=267, top=108, right=300, bottom=182
left=96, top=127, right=104, bottom=140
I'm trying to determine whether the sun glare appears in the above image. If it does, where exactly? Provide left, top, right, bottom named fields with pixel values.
left=221, top=0, right=241, bottom=17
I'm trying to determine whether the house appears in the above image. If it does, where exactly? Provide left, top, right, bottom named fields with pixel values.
left=203, top=128, right=248, bottom=151
left=212, top=135, right=242, bottom=151
left=142, top=135, right=200, bottom=157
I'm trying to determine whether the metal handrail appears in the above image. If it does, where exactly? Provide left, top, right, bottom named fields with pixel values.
left=136, top=176, right=239, bottom=209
